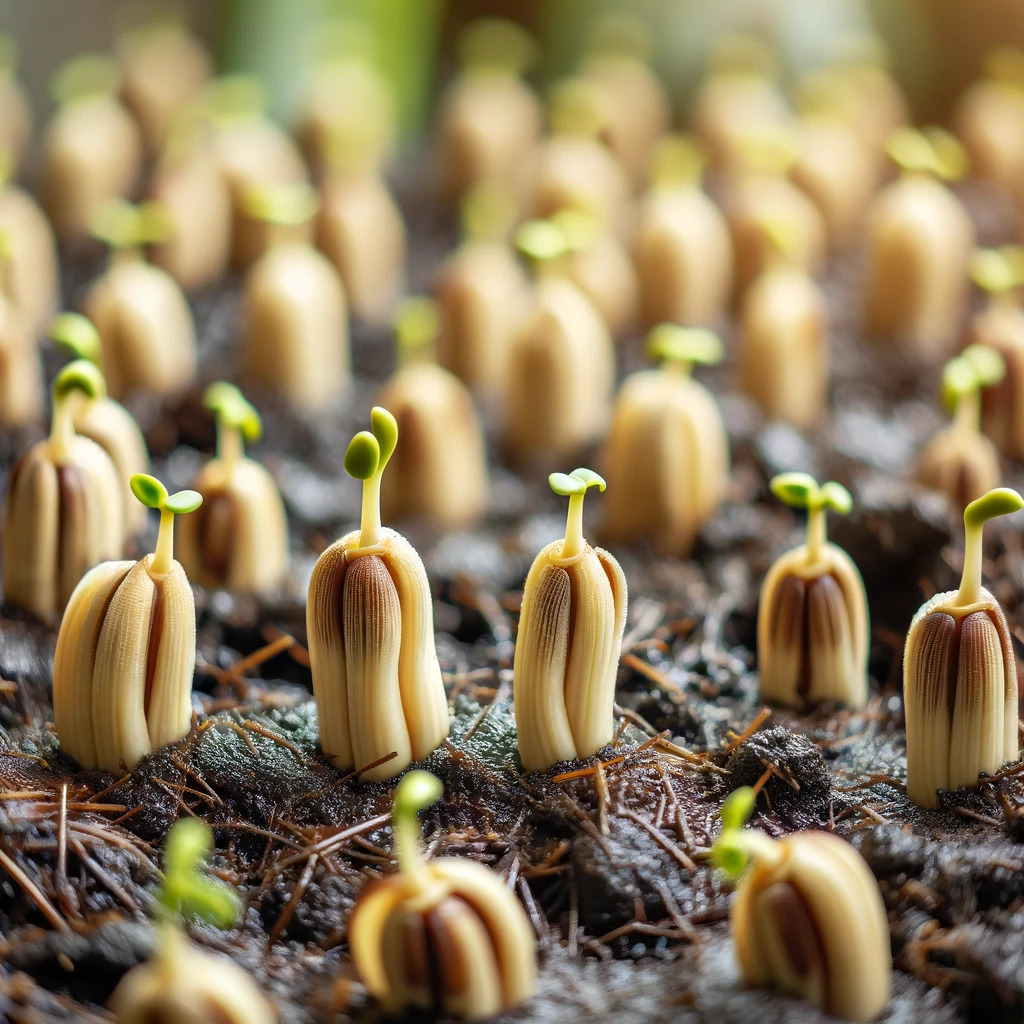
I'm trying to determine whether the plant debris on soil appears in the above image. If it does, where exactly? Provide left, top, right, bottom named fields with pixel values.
left=3, top=169, right=1024, bottom=1024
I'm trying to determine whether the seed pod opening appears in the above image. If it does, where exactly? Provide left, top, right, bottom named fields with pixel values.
left=602, top=325, right=729, bottom=555
left=351, top=771, right=535, bottom=1019
left=54, top=473, right=202, bottom=772
left=917, top=344, right=1004, bottom=508
left=177, top=383, right=289, bottom=594
left=757, top=473, right=868, bottom=709
left=864, top=127, right=974, bottom=355
left=634, top=135, right=734, bottom=328
left=713, top=787, right=891, bottom=1022
left=904, top=487, right=1022, bottom=808
left=307, top=408, right=449, bottom=782
left=514, top=469, right=627, bottom=772
left=3, top=361, right=124, bottom=621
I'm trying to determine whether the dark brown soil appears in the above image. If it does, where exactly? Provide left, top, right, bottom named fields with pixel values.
left=3, top=168, right=1024, bottom=1024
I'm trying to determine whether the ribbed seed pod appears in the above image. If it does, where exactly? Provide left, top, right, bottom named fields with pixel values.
left=54, top=473, right=202, bottom=773
left=514, top=469, right=627, bottom=772
left=0, top=172, right=60, bottom=337
left=0, top=268, right=41, bottom=429
left=917, top=344, right=1004, bottom=509
left=634, top=135, right=734, bottom=328
left=526, top=78, right=631, bottom=235
left=738, top=218, right=827, bottom=430
left=307, top=409, right=449, bottom=782
left=377, top=298, right=488, bottom=529
left=758, top=474, right=868, bottom=709
left=967, top=247, right=1024, bottom=460
left=241, top=183, right=349, bottom=409
left=177, top=383, right=288, bottom=594
left=201, top=75, right=310, bottom=270
left=713, top=788, right=891, bottom=1022
left=436, top=19, right=541, bottom=199
left=904, top=488, right=1023, bottom=808
left=864, top=128, right=973, bottom=356
left=351, top=772, right=535, bottom=1019
left=435, top=184, right=529, bottom=399
left=50, top=312, right=150, bottom=538
left=110, top=820, right=276, bottom=1024
left=502, top=220, right=616, bottom=461
left=316, top=132, right=406, bottom=326
left=3, top=362, right=123, bottom=621
left=602, top=326, right=729, bottom=556
left=41, top=55, right=142, bottom=244
left=83, top=199, right=196, bottom=398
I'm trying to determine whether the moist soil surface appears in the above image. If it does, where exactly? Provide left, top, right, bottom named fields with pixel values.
left=3, top=170, right=1024, bottom=1024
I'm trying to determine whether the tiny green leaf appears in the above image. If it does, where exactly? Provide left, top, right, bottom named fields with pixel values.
left=769, top=472, right=818, bottom=510
left=131, top=473, right=169, bottom=510
left=647, top=324, right=724, bottom=367
left=394, top=769, right=443, bottom=821
left=970, top=248, right=1017, bottom=295
left=242, top=183, right=319, bottom=227
left=549, top=472, right=587, bottom=497
left=136, top=201, right=175, bottom=245
left=515, top=219, right=567, bottom=263
left=393, top=296, right=439, bottom=354
left=204, top=382, right=263, bottom=443
left=942, top=355, right=977, bottom=412
left=158, top=819, right=241, bottom=929
left=458, top=18, right=537, bottom=78
left=163, top=489, right=204, bottom=515
left=962, top=343, right=1006, bottom=389
left=460, top=181, right=517, bottom=243
left=925, top=127, right=969, bottom=181
left=819, top=481, right=853, bottom=516
left=710, top=836, right=750, bottom=878
left=552, top=208, right=599, bottom=252
left=569, top=467, right=607, bottom=492
left=53, top=360, right=106, bottom=402
left=964, top=487, right=1024, bottom=532
left=51, top=53, right=120, bottom=106
left=344, top=431, right=380, bottom=480
left=370, top=406, right=398, bottom=470
left=885, top=127, right=934, bottom=174
left=721, top=786, right=757, bottom=832
left=49, top=313, right=102, bottom=365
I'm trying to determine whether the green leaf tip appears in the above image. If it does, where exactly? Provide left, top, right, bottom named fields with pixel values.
left=458, top=18, right=537, bottom=78
left=203, top=382, right=262, bottom=443
left=647, top=324, right=724, bottom=368
left=158, top=819, right=241, bottom=929
left=51, top=53, right=120, bottom=106
left=91, top=199, right=173, bottom=250
left=163, top=489, right=203, bottom=515
left=769, top=471, right=817, bottom=509
left=394, top=769, right=443, bottom=821
left=344, top=431, right=380, bottom=481
left=963, top=344, right=1006, bottom=388
left=819, top=481, right=853, bottom=515
left=515, top=219, right=567, bottom=263
left=130, top=473, right=169, bottom=510
left=942, top=345, right=1005, bottom=411
left=49, top=312, right=102, bottom=365
left=964, top=487, right=1024, bottom=532
left=970, top=248, right=1021, bottom=295
left=54, top=360, right=106, bottom=402
left=370, top=406, right=398, bottom=470
left=886, top=126, right=968, bottom=180
left=710, top=786, right=757, bottom=878
left=549, top=468, right=605, bottom=497
left=242, top=183, right=319, bottom=227
left=721, top=786, right=757, bottom=832
left=393, top=296, right=439, bottom=354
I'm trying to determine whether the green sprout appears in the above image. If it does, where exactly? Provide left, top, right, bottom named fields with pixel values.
left=458, top=18, right=537, bottom=79
left=392, top=769, right=443, bottom=887
left=131, top=473, right=203, bottom=575
left=549, top=467, right=605, bottom=560
left=49, top=312, right=103, bottom=366
left=49, top=360, right=106, bottom=461
left=710, top=786, right=757, bottom=876
left=91, top=199, right=173, bottom=253
left=885, top=126, right=968, bottom=181
left=344, top=406, right=399, bottom=548
left=51, top=53, right=120, bottom=106
left=515, top=219, right=569, bottom=265
left=970, top=246, right=1024, bottom=299
left=646, top=324, right=724, bottom=375
left=155, top=819, right=241, bottom=928
left=550, top=208, right=599, bottom=252
left=393, top=295, right=440, bottom=364
left=770, top=471, right=852, bottom=565
left=650, top=134, right=705, bottom=190
left=204, top=382, right=262, bottom=466
left=940, top=344, right=1005, bottom=457
left=242, top=183, right=319, bottom=228
left=956, top=487, right=1024, bottom=607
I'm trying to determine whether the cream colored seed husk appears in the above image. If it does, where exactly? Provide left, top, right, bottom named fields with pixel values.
left=0, top=184, right=60, bottom=335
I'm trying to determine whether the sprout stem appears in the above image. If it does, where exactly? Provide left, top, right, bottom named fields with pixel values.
left=48, top=396, right=76, bottom=464
left=953, top=388, right=981, bottom=437
left=957, top=517, right=984, bottom=608
left=562, top=493, right=586, bottom=559
left=151, top=508, right=175, bottom=576
left=805, top=503, right=827, bottom=564
left=217, top=421, right=244, bottom=468
left=359, top=473, right=382, bottom=548
left=393, top=772, right=442, bottom=892
left=661, top=357, right=693, bottom=378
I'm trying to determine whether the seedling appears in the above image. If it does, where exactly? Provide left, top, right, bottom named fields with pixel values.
left=603, top=325, right=729, bottom=556
left=48, top=311, right=151, bottom=538
left=917, top=344, right=1004, bottom=507
left=758, top=472, right=869, bottom=709
left=109, top=820, right=275, bottom=1024
left=53, top=472, right=202, bottom=772
left=513, top=468, right=627, bottom=771
left=904, top=487, right=1023, bottom=808
left=3, top=361, right=124, bottom=620
left=307, top=408, right=449, bottom=782
left=349, top=771, right=535, bottom=1019
left=177, top=383, right=289, bottom=595
left=711, top=787, right=891, bottom=1021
